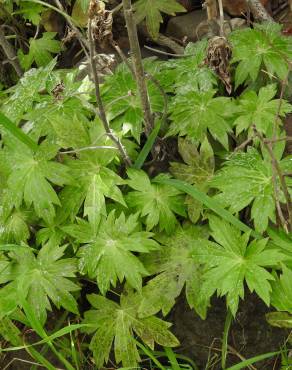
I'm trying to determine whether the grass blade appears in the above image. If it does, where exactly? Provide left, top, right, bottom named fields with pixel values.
left=0, top=112, right=38, bottom=151
left=155, top=178, right=261, bottom=239
left=133, top=121, right=161, bottom=169
left=222, top=309, right=233, bottom=369
left=135, top=340, right=166, bottom=370
left=225, top=351, right=280, bottom=370
left=164, top=347, right=182, bottom=370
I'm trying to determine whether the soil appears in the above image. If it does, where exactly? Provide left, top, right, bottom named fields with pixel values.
left=170, top=293, right=288, bottom=369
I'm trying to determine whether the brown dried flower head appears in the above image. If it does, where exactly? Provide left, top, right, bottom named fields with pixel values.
left=88, top=0, right=113, bottom=48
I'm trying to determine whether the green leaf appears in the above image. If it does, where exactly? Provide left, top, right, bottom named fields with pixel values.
left=0, top=209, right=31, bottom=244
left=18, top=32, right=61, bottom=71
left=170, top=137, right=214, bottom=223
left=0, top=244, right=79, bottom=324
left=266, top=311, right=292, bottom=328
left=193, top=216, right=284, bottom=315
left=133, top=0, right=186, bottom=39
left=0, top=112, right=38, bottom=151
left=15, top=1, right=45, bottom=24
left=234, top=84, right=292, bottom=137
left=155, top=178, right=260, bottom=238
left=163, top=41, right=217, bottom=94
left=139, top=224, right=209, bottom=319
left=64, top=211, right=159, bottom=294
left=0, top=316, right=21, bottom=346
left=1, top=59, right=56, bottom=123
left=102, top=62, right=164, bottom=143
left=4, top=141, right=73, bottom=224
left=270, top=265, right=292, bottom=313
left=83, top=290, right=179, bottom=368
left=168, top=90, right=237, bottom=149
left=230, top=23, right=292, bottom=87
left=72, top=0, right=89, bottom=26
left=210, top=147, right=290, bottom=233
left=126, top=169, right=186, bottom=234
left=133, top=120, right=161, bottom=169
left=63, top=140, right=126, bottom=228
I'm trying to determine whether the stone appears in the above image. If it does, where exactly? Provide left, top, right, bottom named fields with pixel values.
left=165, top=10, right=209, bottom=42
left=165, top=10, right=236, bottom=42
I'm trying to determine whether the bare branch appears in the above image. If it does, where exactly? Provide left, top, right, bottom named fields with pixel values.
left=53, top=0, right=89, bottom=57
left=122, top=0, right=154, bottom=136
left=0, top=26, right=23, bottom=77
left=88, top=18, right=132, bottom=166
left=253, top=125, right=292, bottom=231
left=246, top=0, right=274, bottom=22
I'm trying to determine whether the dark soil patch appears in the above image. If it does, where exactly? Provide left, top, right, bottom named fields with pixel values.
left=170, top=293, right=288, bottom=369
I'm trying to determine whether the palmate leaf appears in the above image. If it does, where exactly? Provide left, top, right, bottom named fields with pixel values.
left=139, top=224, right=209, bottom=319
left=18, top=32, right=62, bottom=71
left=268, top=228, right=292, bottom=268
left=270, top=265, right=292, bottom=313
left=101, top=61, right=164, bottom=142
left=163, top=41, right=217, bottom=94
left=230, top=23, right=292, bottom=88
left=0, top=244, right=79, bottom=324
left=126, top=169, right=186, bottom=234
left=170, top=137, right=214, bottom=223
left=234, top=84, right=292, bottom=137
left=64, top=211, right=159, bottom=294
left=210, top=147, right=291, bottom=233
left=83, top=290, right=179, bottom=368
left=1, top=59, right=56, bottom=123
left=3, top=140, right=73, bottom=224
left=193, top=216, right=284, bottom=316
left=0, top=209, right=31, bottom=244
left=62, top=129, right=126, bottom=229
left=133, top=0, right=186, bottom=39
left=15, top=1, right=45, bottom=25
left=168, top=90, right=237, bottom=149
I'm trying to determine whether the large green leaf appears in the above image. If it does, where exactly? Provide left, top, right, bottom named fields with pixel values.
left=168, top=90, right=237, bottom=149
left=18, top=32, right=62, bottom=71
left=3, top=140, right=73, bottom=224
left=193, top=216, right=284, bottom=315
left=64, top=211, right=159, bottom=294
left=230, top=23, right=292, bottom=87
left=170, top=137, right=214, bottom=223
left=83, top=291, right=179, bottom=368
left=0, top=243, right=79, bottom=324
left=139, top=224, right=209, bottom=319
left=126, top=169, right=186, bottom=234
left=234, top=84, right=292, bottom=137
left=210, top=147, right=291, bottom=233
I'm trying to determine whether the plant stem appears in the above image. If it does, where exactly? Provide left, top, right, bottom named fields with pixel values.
left=246, top=0, right=274, bottom=22
left=253, top=126, right=292, bottom=231
left=0, top=26, right=23, bottom=77
left=217, top=0, right=225, bottom=37
left=88, top=20, right=132, bottom=166
left=204, top=0, right=218, bottom=20
left=222, top=309, right=233, bottom=369
left=122, top=0, right=154, bottom=136
left=53, top=0, right=89, bottom=56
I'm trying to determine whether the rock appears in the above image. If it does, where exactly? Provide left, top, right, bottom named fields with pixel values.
left=165, top=10, right=238, bottom=42
left=166, top=10, right=207, bottom=42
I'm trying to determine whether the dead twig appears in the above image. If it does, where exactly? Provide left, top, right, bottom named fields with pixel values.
left=122, top=0, right=154, bottom=136
left=246, top=0, right=275, bottom=22
left=253, top=125, right=292, bottom=231
left=0, top=26, right=23, bottom=77
left=88, top=15, right=132, bottom=166
left=217, top=0, right=225, bottom=37
left=53, top=0, right=89, bottom=57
